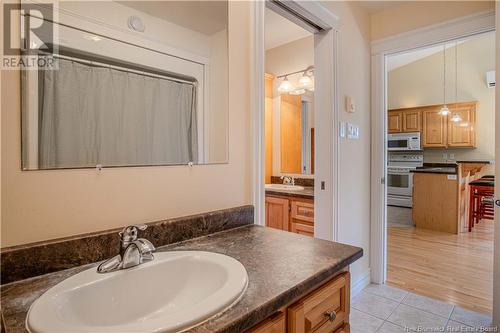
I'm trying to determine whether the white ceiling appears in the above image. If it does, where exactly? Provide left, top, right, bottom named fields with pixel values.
left=118, top=1, right=227, bottom=35
left=265, top=7, right=311, bottom=50
left=387, top=41, right=465, bottom=71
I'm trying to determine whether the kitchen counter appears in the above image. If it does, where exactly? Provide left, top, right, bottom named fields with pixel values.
left=0, top=225, right=362, bottom=333
left=411, top=163, right=458, bottom=175
left=265, top=186, right=314, bottom=199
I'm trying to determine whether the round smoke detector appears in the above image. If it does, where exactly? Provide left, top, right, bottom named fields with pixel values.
left=127, top=16, right=145, bottom=32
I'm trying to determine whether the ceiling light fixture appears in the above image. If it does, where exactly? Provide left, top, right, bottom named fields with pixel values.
left=277, top=76, right=294, bottom=93
left=439, top=44, right=450, bottom=116
left=127, top=16, right=145, bottom=32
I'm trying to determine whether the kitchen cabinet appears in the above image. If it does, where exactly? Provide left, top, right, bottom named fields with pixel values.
left=422, top=107, right=447, bottom=148
left=265, top=196, right=289, bottom=231
left=248, top=272, right=350, bottom=333
left=388, top=111, right=403, bottom=133
left=265, top=194, right=314, bottom=237
left=389, top=101, right=477, bottom=148
left=447, top=102, right=476, bottom=148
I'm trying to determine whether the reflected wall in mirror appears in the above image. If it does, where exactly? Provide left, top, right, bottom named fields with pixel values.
left=21, top=1, right=228, bottom=170
left=280, top=93, right=315, bottom=175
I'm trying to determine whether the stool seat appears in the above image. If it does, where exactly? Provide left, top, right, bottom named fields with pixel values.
left=481, top=175, right=494, bottom=179
left=469, top=179, right=494, bottom=187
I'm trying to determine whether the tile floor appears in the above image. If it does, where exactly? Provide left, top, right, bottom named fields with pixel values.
left=351, top=284, right=494, bottom=333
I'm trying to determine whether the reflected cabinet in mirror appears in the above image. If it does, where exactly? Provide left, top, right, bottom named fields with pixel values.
left=280, top=93, right=315, bottom=175
left=21, top=1, right=228, bottom=170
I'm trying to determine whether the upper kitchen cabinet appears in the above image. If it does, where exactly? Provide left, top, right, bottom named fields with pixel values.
left=388, top=109, right=421, bottom=133
left=447, top=102, right=477, bottom=148
left=422, top=106, right=448, bottom=148
left=388, top=111, right=403, bottom=133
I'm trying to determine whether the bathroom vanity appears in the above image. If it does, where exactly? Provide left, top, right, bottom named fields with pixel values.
left=0, top=207, right=361, bottom=333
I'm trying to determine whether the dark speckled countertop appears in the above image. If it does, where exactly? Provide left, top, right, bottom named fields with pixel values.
left=0, top=225, right=362, bottom=333
left=265, top=186, right=314, bottom=199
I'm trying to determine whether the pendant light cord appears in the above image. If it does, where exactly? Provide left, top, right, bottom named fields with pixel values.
left=455, top=41, right=458, bottom=103
left=443, top=43, right=446, bottom=105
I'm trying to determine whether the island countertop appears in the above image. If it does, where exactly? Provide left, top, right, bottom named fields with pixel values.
left=0, top=225, right=362, bottom=333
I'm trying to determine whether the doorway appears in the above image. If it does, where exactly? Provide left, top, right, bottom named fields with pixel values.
left=371, top=14, right=496, bottom=317
left=252, top=1, right=340, bottom=242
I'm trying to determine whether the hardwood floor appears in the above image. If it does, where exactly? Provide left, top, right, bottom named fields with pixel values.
left=386, top=220, right=494, bottom=315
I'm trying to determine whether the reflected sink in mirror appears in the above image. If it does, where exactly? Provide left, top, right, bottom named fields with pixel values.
left=265, top=184, right=305, bottom=191
left=26, top=251, right=248, bottom=333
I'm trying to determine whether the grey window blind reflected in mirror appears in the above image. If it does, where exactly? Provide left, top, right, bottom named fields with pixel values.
left=36, top=56, right=198, bottom=169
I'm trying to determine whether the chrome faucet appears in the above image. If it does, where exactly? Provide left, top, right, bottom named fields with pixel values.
left=281, top=175, right=295, bottom=186
left=97, top=224, right=156, bottom=273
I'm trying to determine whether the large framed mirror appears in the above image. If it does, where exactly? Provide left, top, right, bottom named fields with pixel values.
left=21, top=1, right=228, bottom=170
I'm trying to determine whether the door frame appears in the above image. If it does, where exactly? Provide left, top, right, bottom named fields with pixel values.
left=370, top=10, right=495, bottom=284
left=251, top=1, right=341, bottom=241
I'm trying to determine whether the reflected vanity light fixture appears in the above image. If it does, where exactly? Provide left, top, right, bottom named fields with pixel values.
left=278, top=76, right=294, bottom=93
left=277, top=66, right=315, bottom=95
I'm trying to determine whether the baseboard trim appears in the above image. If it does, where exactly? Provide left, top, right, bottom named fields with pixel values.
left=351, top=268, right=371, bottom=298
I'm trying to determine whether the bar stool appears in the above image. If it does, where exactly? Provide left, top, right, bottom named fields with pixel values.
left=468, top=178, right=495, bottom=232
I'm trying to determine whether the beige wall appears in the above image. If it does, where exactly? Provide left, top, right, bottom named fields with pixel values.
left=388, top=33, right=495, bottom=162
left=322, top=1, right=373, bottom=288
left=371, top=1, right=494, bottom=41
left=0, top=2, right=252, bottom=248
left=493, top=3, right=500, bottom=326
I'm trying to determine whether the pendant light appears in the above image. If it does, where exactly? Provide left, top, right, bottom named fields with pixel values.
left=278, top=76, right=294, bottom=93
left=438, top=44, right=450, bottom=116
left=450, top=41, right=462, bottom=123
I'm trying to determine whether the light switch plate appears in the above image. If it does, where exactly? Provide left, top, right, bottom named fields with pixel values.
left=347, top=123, right=359, bottom=140
left=339, top=122, right=346, bottom=138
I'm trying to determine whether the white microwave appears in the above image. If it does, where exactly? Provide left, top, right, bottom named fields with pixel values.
left=388, top=132, right=421, bottom=151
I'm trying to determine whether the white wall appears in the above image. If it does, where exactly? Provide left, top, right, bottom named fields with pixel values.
left=388, top=33, right=495, bottom=162
left=322, top=1, right=373, bottom=291
left=0, top=2, right=251, bottom=247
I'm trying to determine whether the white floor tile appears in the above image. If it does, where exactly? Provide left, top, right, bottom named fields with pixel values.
left=402, top=292, right=454, bottom=318
left=364, top=284, right=409, bottom=302
left=376, top=322, right=407, bottom=333
left=352, top=291, right=399, bottom=320
left=349, top=309, right=384, bottom=333
left=450, top=307, right=492, bottom=328
left=388, top=304, right=448, bottom=331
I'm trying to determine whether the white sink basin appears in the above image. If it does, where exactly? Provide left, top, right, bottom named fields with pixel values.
left=265, top=184, right=305, bottom=191
left=27, top=251, right=248, bottom=333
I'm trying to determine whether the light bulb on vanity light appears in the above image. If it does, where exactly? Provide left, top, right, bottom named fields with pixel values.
left=278, top=76, right=294, bottom=94
left=298, top=74, right=313, bottom=89
left=289, top=88, right=306, bottom=95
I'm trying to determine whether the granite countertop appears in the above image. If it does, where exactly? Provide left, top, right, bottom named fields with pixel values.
left=411, top=163, right=458, bottom=175
left=0, top=225, right=362, bottom=333
left=456, top=160, right=492, bottom=164
left=265, top=186, right=314, bottom=199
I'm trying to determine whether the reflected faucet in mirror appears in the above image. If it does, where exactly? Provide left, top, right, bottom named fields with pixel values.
left=97, top=224, right=156, bottom=273
left=281, top=175, right=295, bottom=186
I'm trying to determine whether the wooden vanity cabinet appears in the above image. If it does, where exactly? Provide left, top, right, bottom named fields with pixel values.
left=247, top=272, right=351, bottom=333
left=265, top=195, right=314, bottom=237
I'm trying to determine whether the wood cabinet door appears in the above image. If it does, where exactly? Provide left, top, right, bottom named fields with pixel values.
left=248, top=312, right=285, bottom=333
left=403, top=110, right=421, bottom=132
left=447, top=103, right=476, bottom=148
left=265, top=196, right=289, bottom=231
left=288, top=273, right=350, bottom=333
left=388, top=111, right=403, bottom=133
left=422, top=108, right=447, bottom=148
left=280, top=94, right=302, bottom=174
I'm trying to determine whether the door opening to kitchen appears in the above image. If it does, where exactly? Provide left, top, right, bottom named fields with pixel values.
left=262, top=7, right=316, bottom=237
left=385, top=31, right=496, bottom=315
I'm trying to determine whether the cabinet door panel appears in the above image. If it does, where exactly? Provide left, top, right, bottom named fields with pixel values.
left=248, top=312, right=285, bottom=333
left=448, top=104, right=476, bottom=148
left=388, top=111, right=403, bottom=133
left=403, top=110, right=421, bottom=132
left=265, top=196, right=289, bottom=231
left=422, top=108, right=447, bottom=148
left=288, top=273, right=350, bottom=333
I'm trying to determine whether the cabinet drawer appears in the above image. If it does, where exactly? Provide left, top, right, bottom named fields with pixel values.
left=248, top=312, right=285, bottom=333
left=288, top=272, right=350, bottom=333
left=290, top=200, right=314, bottom=223
left=290, top=222, right=314, bottom=237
